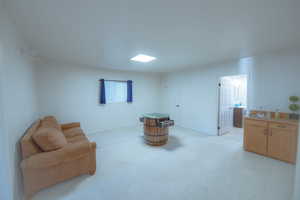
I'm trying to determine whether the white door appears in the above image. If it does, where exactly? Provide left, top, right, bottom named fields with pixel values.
left=173, top=85, right=182, bottom=125
left=218, top=77, right=234, bottom=135
left=163, top=79, right=181, bottom=125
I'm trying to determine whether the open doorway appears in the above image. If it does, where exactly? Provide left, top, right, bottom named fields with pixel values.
left=218, top=75, right=247, bottom=136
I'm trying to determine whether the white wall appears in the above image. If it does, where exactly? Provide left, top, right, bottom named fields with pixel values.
left=0, top=20, right=12, bottom=200
left=0, top=5, right=39, bottom=200
left=36, top=61, right=162, bottom=134
left=161, top=49, right=300, bottom=135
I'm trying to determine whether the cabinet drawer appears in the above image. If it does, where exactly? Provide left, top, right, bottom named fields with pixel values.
left=245, top=119, right=268, bottom=128
left=269, top=122, right=297, bottom=131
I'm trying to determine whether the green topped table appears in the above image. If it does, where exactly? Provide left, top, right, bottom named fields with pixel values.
left=140, top=113, right=174, bottom=146
left=142, top=113, right=170, bottom=119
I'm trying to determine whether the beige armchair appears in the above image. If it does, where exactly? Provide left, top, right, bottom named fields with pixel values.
left=20, top=116, right=96, bottom=199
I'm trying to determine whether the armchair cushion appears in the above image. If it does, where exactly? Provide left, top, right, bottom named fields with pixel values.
left=61, top=122, right=80, bottom=131
left=63, top=127, right=84, bottom=138
left=21, top=120, right=43, bottom=159
left=33, top=127, right=67, bottom=152
left=41, top=116, right=62, bottom=131
left=66, top=135, right=88, bottom=144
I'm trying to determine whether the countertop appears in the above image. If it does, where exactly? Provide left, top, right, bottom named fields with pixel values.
left=244, top=116, right=299, bottom=126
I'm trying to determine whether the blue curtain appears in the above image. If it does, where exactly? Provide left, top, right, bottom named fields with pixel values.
left=100, top=79, right=106, bottom=104
left=127, top=80, right=133, bottom=103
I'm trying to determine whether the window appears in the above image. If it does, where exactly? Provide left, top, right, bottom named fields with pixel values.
left=105, top=80, right=127, bottom=103
left=99, top=79, right=133, bottom=104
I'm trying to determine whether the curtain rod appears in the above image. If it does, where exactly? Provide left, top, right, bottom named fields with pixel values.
left=99, top=79, right=128, bottom=82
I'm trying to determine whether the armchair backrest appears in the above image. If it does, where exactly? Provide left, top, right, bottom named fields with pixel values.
left=21, top=116, right=63, bottom=159
left=21, top=120, right=43, bottom=159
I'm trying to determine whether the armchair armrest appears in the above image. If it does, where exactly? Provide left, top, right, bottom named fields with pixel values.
left=21, top=141, right=96, bottom=169
left=61, top=122, right=80, bottom=130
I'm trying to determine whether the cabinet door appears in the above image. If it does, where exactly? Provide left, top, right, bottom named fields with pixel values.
left=268, top=123, right=298, bottom=163
left=244, top=120, right=268, bottom=155
left=233, top=108, right=243, bottom=128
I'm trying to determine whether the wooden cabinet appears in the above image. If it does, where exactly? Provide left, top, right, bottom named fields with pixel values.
left=244, top=118, right=298, bottom=164
left=233, top=107, right=244, bottom=128
left=268, top=123, right=298, bottom=163
left=244, top=120, right=268, bottom=155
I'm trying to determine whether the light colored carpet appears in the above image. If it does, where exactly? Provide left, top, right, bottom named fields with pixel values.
left=32, top=126, right=295, bottom=200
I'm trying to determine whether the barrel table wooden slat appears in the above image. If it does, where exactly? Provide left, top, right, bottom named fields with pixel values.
left=141, top=113, right=174, bottom=146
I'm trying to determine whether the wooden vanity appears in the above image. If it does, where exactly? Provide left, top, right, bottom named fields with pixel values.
left=244, top=114, right=299, bottom=164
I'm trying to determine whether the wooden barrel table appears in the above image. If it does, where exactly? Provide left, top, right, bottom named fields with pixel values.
left=140, top=113, right=174, bottom=146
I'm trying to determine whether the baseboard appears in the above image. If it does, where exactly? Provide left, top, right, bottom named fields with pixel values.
left=86, top=125, right=143, bottom=136
left=173, top=125, right=217, bottom=136
left=86, top=125, right=217, bottom=136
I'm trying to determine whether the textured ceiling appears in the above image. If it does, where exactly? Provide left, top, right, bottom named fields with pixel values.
left=5, top=0, right=300, bottom=72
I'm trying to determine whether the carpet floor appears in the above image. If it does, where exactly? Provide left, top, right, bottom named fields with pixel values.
left=32, top=126, right=295, bottom=200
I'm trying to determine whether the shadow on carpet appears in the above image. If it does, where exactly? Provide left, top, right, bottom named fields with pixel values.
left=139, top=135, right=183, bottom=151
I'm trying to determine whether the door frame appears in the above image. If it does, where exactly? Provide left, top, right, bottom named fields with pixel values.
left=217, top=74, right=248, bottom=136
left=217, top=82, right=221, bottom=136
